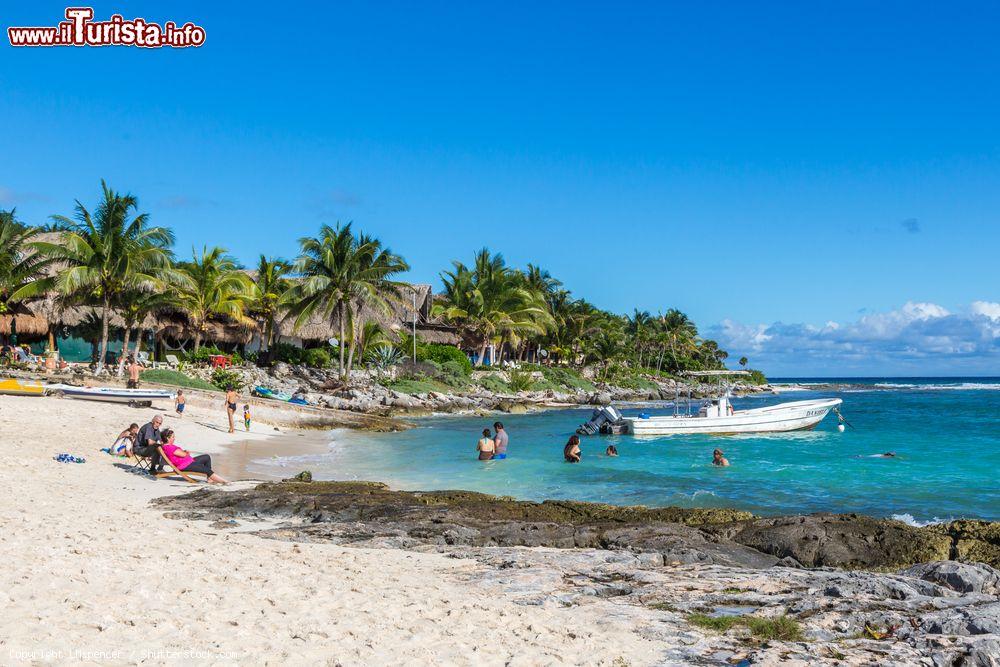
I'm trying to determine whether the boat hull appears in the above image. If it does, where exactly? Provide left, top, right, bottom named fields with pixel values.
left=623, top=398, right=842, bottom=436
left=0, top=378, right=46, bottom=396
left=49, top=385, right=175, bottom=405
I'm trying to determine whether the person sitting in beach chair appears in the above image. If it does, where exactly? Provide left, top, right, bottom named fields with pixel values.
left=158, top=429, right=228, bottom=484
left=110, top=423, right=139, bottom=457
left=134, top=415, right=164, bottom=473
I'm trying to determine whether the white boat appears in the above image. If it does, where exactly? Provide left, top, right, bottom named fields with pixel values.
left=48, top=384, right=175, bottom=406
left=622, top=371, right=842, bottom=436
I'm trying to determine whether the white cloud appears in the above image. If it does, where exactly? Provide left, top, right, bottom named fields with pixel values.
left=971, top=301, right=1000, bottom=321
left=708, top=301, right=1000, bottom=376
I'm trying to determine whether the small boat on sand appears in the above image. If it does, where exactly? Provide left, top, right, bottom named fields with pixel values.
left=0, top=378, right=47, bottom=396
left=47, top=384, right=175, bottom=406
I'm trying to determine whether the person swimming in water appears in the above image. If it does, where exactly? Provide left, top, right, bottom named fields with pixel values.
left=712, top=448, right=730, bottom=466
left=605, top=444, right=618, bottom=457
left=564, top=435, right=581, bottom=463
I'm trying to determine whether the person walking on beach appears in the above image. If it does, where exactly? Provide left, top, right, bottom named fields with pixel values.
left=564, top=435, right=581, bottom=463
left=135, top=415, right=164, bottom=473
left=127, top=355, right=142, bottom=389
left=712, top=448, right=730, bottom=466
left=243, top=404, right=252, bottom=432
left=476, top=428, right=495, bottom=460
left=493, top=421, right=508, bottom=459
left=224, top=387, right=238, bottom=433
left=174, top=390, right=186, bottom=417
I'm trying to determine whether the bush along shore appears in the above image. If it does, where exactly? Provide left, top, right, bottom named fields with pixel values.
left=135, top=360, right=772, bottom=416
left=162, top=481, right=1000, bottom=665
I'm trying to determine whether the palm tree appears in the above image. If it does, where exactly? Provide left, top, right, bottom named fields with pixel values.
left=434, top=249, right=551, bottom=366
left=247, top=255, right=292, bottom=357
left=518, top=264, right=561, bottom=361
left=115, top=289, right=172, bottom=375
left=173, top=246, right=252, bottom=351
left=739, top=356, right=748, bottom=369
left=584, top=323, right=625, bottom=382
left=40, top=181, right=174, bottom=371
left=356, top=320, right=391, bottom=363
left=658, top=308, right=697, bottom=373
left=0, top=209, right=55, bottom=346
left=283, top=223, right=409, bottom=378
left=627, top=309, right=652, bottom=368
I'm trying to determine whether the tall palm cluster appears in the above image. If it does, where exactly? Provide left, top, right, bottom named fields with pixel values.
left=2, top=182, right=413, bottom=378
left=3, top=180, right=735, bottom=379
left=434, top=249, right=732, bottom=374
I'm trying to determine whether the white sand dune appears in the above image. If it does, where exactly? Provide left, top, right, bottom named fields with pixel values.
left=0, top=394, right=661, bottom=666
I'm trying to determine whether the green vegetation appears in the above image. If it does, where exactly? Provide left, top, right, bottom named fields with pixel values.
left=282, top=222, right=409, bottom=378
left=303, top=347, right=331, bottom=368
left=4, top=182, right=765, bottom=384
left=745, top=616, right=806, bottom=642
left=210, top=367, right=246, bottom=391
left=686, top=613, right=743, bottom=632
left=687, top=613, right=805, bottom=642
left=174, top=246, right=252, bottom=351
left=140, top=369, right=217, bottom=391
left=476, top=373, right=510, bottom=393
left=0, top=210, right=56, bottom=346
left=387, top=377, right=454, bottom=395
left=42, top=180, right=175, bottom=369
left=507, top=369, right=534, bottom=392
left=387, top=357, right=471, bottom=395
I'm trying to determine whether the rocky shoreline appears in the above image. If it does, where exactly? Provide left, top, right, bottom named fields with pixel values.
left=193, top=362, right=774, bottom=416
left=160, top=481, right=1000, bottom=665
left=13, top=360, right=772, bottom=417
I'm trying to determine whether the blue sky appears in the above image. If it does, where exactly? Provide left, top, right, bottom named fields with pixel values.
left=2, top=1, right=999, bottom=374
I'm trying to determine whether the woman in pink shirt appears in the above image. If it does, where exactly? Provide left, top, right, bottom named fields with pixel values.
left=159, top=429, right=228, bottom=484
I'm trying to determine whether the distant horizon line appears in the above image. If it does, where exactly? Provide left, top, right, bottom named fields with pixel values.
left=767, top=375, right=1000, bottom=379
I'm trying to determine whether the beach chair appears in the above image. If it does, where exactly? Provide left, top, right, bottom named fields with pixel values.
left=129, top=450, right=151, bottom=473
left=154, top=446, right=208, bottom=483
left=165, top=354, right=181, bottom=369
left=136, top=350, right=161, bottom=369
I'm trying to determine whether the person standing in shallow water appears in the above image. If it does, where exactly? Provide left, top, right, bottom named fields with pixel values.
left=225, top=387, right=238, bottom=433
left=564, top=435, right=581, bottom=463
left=712, top=448, right=730, bottom=466
left=476, top=428, right=495, bottom=460
left=492, top=421, right=508, bottom=459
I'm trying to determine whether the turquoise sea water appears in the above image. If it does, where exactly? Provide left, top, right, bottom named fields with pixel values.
left=251, top=378, right=1000, bottom=523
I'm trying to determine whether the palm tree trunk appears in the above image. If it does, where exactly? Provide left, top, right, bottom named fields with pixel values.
left=116, top=326, right=132, bottom=376
left=194, top=329, right=203, bottom=351
left=97, top=296, right=111, bottom=373
left=337, top=301, right=346, bottom=378
left=656, top=345, right=665, bottom=373
left=476, top=337, right=489, bottom=366
left=346, top=311, right=357, bottom=376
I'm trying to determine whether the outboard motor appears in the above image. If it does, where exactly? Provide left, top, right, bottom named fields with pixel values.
left=576, top=406, right=624, bottom=435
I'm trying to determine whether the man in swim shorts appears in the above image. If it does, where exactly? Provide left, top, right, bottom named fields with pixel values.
left=492, top=421, right=508, bottom=459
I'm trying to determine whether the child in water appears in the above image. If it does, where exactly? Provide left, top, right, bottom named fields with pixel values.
left=174, top=389, right=186, bottom=417
left=243, top=404, right=251, bottom=432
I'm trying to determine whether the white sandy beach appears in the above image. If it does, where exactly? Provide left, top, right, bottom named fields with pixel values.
left=0, top=393, right=663, bottom=666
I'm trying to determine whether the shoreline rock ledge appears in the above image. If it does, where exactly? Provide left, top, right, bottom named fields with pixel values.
left=159, top=482, right=1000, bottom=665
